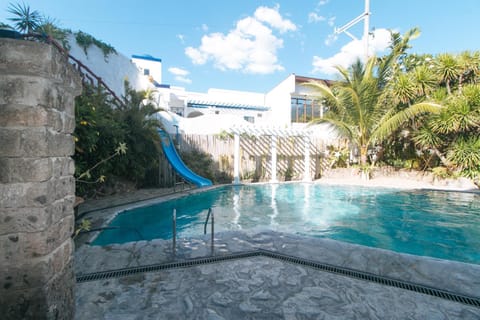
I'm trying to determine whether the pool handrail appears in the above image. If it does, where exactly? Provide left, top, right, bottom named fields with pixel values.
left=203, top=208, right=215, bottom=254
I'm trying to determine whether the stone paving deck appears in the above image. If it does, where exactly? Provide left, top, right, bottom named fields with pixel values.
left=75, top=255, right=479, bottom=320
left=74, top=187, right=480, bottom=319
left=75, top=230, right=480, bottom=319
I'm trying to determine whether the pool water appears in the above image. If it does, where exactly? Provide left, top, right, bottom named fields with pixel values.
left=92, top=184, right=480, bottom=264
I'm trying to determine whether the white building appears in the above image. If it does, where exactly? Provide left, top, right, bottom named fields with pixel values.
left=68, top=36, right=334, bottom=138
left=130, top=55, right=333, bottom=136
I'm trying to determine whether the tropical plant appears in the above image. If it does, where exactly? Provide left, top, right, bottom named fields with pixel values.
left=457, top=51, right=480, bottom=90
left=7, top=2, right=41, bottom=33
left=73, top=82, right=163, bottom=197
left=112, top=82, right=162, bottom=186
left=413, top=83, right=480, bottom=177
left=434, top=53, right=461, bottom=95
left=75, top=30, right=117, bottom=58
left=304, top=56, right=442, bottom=166
left=76, top=142, right=128, bottom=184
left=73, top=85, right=125, bottom=196
left=0, top=22, right=14, bottom=29
left=36, top=16, right=71, bottom=49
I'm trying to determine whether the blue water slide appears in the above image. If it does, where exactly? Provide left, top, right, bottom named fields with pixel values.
left=157, top=129, right=213, bottom=187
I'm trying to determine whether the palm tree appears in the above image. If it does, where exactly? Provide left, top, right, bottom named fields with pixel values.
left=113, top=82, right=162, bottom=186
left=7, top=2, right=41, bottom=33
left=434, top=53, right=461, bottom=95
left=413, top=83, right=480, bottom=176
left=305, top=57, right=442, bottom=166
left=458, top=51, right=480, bottom=90
left=412, top=65, right=437, bottom=98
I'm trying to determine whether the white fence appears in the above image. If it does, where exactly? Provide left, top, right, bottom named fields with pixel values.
left=159, top=133, right=345, bottom=186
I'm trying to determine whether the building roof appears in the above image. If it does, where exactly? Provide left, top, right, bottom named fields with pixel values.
left=131, top=54, right=162, bottom=62
left=294, top=75, right=335, bottom=86
left=187, top=99, right=269, bottom=111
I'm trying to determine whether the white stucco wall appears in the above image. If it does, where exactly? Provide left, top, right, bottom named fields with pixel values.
left=131, top=55, right=162, bottom=85
left=205, top=88, right=266, bottom=106
left=265, top=74, right=296, bottom=126
left=157, top=111, right=253, bottom=135
left=66, top=33, right=336, bottom=139
left=67, top=33, right=148, bottom=96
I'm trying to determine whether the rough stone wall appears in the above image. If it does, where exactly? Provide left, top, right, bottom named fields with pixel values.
left=0, top=38, right=81, bottom=319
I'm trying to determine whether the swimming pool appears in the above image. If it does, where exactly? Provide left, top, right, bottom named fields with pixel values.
left=92, top=183, right=480, bottom=264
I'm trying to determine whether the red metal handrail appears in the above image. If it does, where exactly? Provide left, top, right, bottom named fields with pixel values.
left=24, top=33, right=124, bottom=107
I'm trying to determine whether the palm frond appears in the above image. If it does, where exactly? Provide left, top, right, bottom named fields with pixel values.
left=372, top=102, right=443, bottom=142
left=310, top=117, right=356, bottom=141
left=7, top=2, right=41, bottom=33
left=412, top=126, right=443, bottom=149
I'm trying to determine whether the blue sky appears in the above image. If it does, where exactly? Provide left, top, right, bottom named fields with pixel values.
left=1, top=0, right=480, bottom=93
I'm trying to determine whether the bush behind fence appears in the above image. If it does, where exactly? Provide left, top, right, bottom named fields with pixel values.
left=159, top=133, right=345, bottom=186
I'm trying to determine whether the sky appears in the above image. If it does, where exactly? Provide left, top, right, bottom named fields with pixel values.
left=1, top=0, right=480, bottom=93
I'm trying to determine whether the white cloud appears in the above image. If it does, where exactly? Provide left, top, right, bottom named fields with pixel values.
left=254, top=5, right=297, bottom=33
left=174, top=76, right=192, bottom=84
left=369, top=28, right=393, bottom=52
left=327, top=16, right=336, bottom=27
left=177, top=34, right=185, bottom=44
left=168, top=67, right=192, bottom=84
left=308, top=12, right=326, bottom=23
left=185, top=6, right=296, bottom=74
left=312, top=28, right=392, bottom=75
left=318, top=0, right=329, bottom=5
left=168, top=67, right=189, bottom=77
left=201, top=24, right=208, bottom=32
left=324, top=33, right=338, bottom=46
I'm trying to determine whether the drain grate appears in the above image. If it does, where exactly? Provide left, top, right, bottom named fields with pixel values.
left=76, top=251, right=262, bottom=282
left=76, top=249, right=480, bottom=308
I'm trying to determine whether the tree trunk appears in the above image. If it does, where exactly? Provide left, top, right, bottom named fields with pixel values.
left=360, top=145, right=368, bottom=166
left=433, top=147, right=452, bottom=168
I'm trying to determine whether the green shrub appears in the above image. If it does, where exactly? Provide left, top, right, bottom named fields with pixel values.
left=73, top=84, right=162, bottom=197
left=431, top=167, right=451, bottom=179
left=179, top=149, right=215, bottom=182
left=75, top=30, right=116, bottom=58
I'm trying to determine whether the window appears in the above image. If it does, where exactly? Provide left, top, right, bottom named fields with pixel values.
left=144, top=68, right=150, bottom=76
left=244, top=116, right=255, bottom=123
left=291, top=97, right=322, bottom=123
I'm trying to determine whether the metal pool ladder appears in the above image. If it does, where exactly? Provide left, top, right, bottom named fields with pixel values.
left=204, top=208, right=215, bottom=254
left=171, top=207, right=215, bottom=257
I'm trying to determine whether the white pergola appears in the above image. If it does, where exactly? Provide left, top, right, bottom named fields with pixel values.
left=229, top=125, right=313, bottom=184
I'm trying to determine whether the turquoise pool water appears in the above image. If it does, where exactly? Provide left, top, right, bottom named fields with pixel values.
left=92, top=184, right=480, bottom=264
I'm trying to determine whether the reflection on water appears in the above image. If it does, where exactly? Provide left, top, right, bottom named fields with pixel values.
left=270, top=184, right=278, bottom=226
left=93, top=183, right=480, bottom=265
left=232, top=189, right=241, bottom=229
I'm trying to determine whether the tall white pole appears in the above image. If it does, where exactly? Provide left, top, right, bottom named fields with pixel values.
left=363, top=0, right=370, bottom=60
left=335, top=0, right=371, bottom=61
left=233, top=133, right=240, bottom=184
left=303, top=135, right=312, bottom=182
left=270, top=135, right=278, bottom=183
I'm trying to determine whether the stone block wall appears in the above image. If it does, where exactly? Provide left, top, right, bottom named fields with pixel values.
left=0, top=38, right=81, bottom=319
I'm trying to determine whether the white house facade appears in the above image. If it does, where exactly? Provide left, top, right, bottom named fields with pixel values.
left=68, top=37, right=335, bottom=138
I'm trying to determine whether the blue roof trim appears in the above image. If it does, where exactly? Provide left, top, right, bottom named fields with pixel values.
left=132, top=54, right=162, bottom=62
left=188, top=100, right=269, bottom=111
left=154, top=82, right=171, bottom=88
